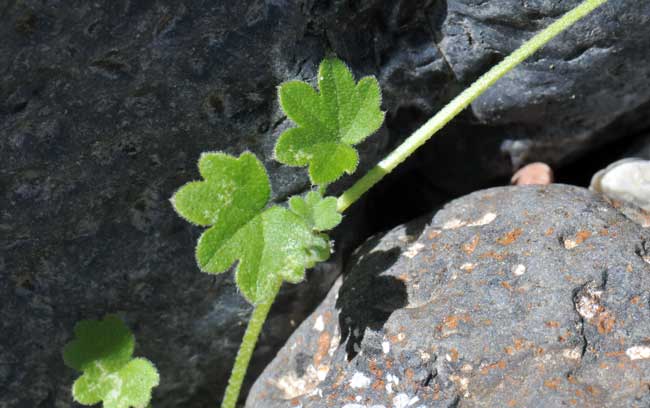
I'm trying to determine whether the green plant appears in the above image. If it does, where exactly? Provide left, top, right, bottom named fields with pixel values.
left=171, top=58, right=381, bottom=407
left=173, top=2, right=608, bottom=407
left=64, top=1, right=608, bottom=407
left=63, top=315, right=159, bottom=408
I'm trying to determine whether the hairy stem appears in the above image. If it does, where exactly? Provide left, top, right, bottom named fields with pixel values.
left=337, top=0, right=608, bottom=213
left=220, top=280, right=281, bottom=408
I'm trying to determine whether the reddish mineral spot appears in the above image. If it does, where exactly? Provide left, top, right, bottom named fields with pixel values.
left=596, top=312, right=616, bottom=334
left=497, top=228, right=523, bottom=245
left=313, top=332, right=331, bottom=366
left=462, top=234, right=480, bottom=255
left=544, top=378, right=561, bottom=390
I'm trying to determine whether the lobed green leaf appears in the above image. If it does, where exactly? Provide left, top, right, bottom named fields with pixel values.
left=289, top=191, right=342, bottom=232
left=172, top=152, right=336, bottom=304
left=275, top=57, right=385, bottom=185
left=63, top=315, right=159, bottom=408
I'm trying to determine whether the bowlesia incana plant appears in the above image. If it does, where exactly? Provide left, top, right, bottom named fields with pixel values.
left=63, top=315, right=159, bottom=408
left=63, top=1, right=609, bottom=407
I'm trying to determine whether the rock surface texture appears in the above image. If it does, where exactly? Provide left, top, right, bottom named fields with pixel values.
left=248, top=185, right=650, bottom=408
left=2, top=1, right=650, bottom=406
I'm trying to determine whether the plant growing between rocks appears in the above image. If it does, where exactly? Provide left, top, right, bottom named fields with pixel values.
left=62, top=1, right=609, bottom=406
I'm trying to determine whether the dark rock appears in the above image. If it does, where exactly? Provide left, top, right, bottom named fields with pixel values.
left=248, top=185, right=650, bottom=407
left=2, top=0, right=650, bottom=406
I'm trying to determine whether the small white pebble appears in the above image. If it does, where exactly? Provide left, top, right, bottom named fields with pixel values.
left=382, top=340, right=391, bottom=354
left=512, top=264, right=526, bottom=276
left=355, top=395, right=362, bottom=402
left=386, top=373, right=400, bottom=385
left=350, top=372, right=371, bottom=389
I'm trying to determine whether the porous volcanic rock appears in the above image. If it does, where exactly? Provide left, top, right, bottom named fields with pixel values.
left=248, top=185, right=650, bottom=407
left=2, top=1, right=650, bottom=406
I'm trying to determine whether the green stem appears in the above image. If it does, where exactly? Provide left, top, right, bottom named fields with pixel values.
left=318, top=183, right=329, bottom=196
left=337, top=0, right=608, bottom=213
left=220, top=280, right=281, bottom=408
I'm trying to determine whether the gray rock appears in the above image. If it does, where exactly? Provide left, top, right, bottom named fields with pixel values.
left=248, top=185, right=650, bottom=408
left=2, top=0, right=650, bottom=406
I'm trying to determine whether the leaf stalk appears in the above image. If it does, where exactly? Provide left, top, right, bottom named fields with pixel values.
left=220, top=279, right=282, bottom=408
left=337, top=0, right=608, bottom=213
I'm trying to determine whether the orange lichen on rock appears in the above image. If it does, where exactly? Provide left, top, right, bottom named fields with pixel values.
left=462, top=234, right=480, bottom=255
left=544, top=378, right=561, bottom=390
left=563, top=230, right=592, bottom=249
left=497, top=228, right=523, bottom=245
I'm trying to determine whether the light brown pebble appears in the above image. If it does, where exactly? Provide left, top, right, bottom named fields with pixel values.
left=511, top=162, right=554, bottom=186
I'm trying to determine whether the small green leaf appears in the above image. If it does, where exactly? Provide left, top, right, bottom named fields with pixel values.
left=171, top=152, right=270, bottom=227
left=63, top=315, right=159, bottom=408
left=171, top=152, right=333, bottom=304
left=275, top=57, right=385, bottom=185
left=289, top=191, right=342, bottom=231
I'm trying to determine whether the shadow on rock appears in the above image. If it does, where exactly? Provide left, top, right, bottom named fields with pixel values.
left=336, top=246, right=407, bottom=360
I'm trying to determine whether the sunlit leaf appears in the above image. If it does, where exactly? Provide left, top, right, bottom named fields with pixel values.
left=171, top=152, right=334, bottom=304
left=63, top=315, right=159, bottom=408
left=275, top=57, right=384, bottom=185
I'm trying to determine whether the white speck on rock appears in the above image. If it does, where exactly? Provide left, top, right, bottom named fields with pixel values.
left=575, top=287, right=603, bottom=319
left=460, top=263, right=476, bottom=271
left=386, top=373, right=400, bottom=385
left=382, top=340, right=391, bottom=354
left=563, top=238, right=579, bottom=249
left=392, top=393, right=419, bottom=408
left=393, top=393, right=409, bottom=408
left=512, top=264, right=526, bottom=276
left=443, top=219, right=466, bottom=229
left=386, top=382, right=393, bottom=394
left=626, top=346, right=650, bottom=360
left=355, top=395, right=363, bottom=402
left=313, top=315, right=325, bottom=332
left=562, top=347, right=582, bottom=360
left=468, top=212, right=497, bottom=226
left=442, top=213, right=497, bottom=230
left=350, top=372, right=371, bottom=389
left=342, top=404, right=365, bottom=408
left=404, top=242, right=425, bottom=259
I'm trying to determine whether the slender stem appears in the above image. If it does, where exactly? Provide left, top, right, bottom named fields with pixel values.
left=337, top=0, right=608, bottom=213
left=318, top=183, right=328, bottom=196
left=220, top=280, right=282, bottom=408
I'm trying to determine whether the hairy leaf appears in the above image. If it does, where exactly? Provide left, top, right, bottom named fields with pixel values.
left=275, top=57, right=384, bottom=185
left=289, top=191, right=342, bottom=231
left=171, top=152, right=333, bottom=304
left=63, top=315, right=159, bottom=408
